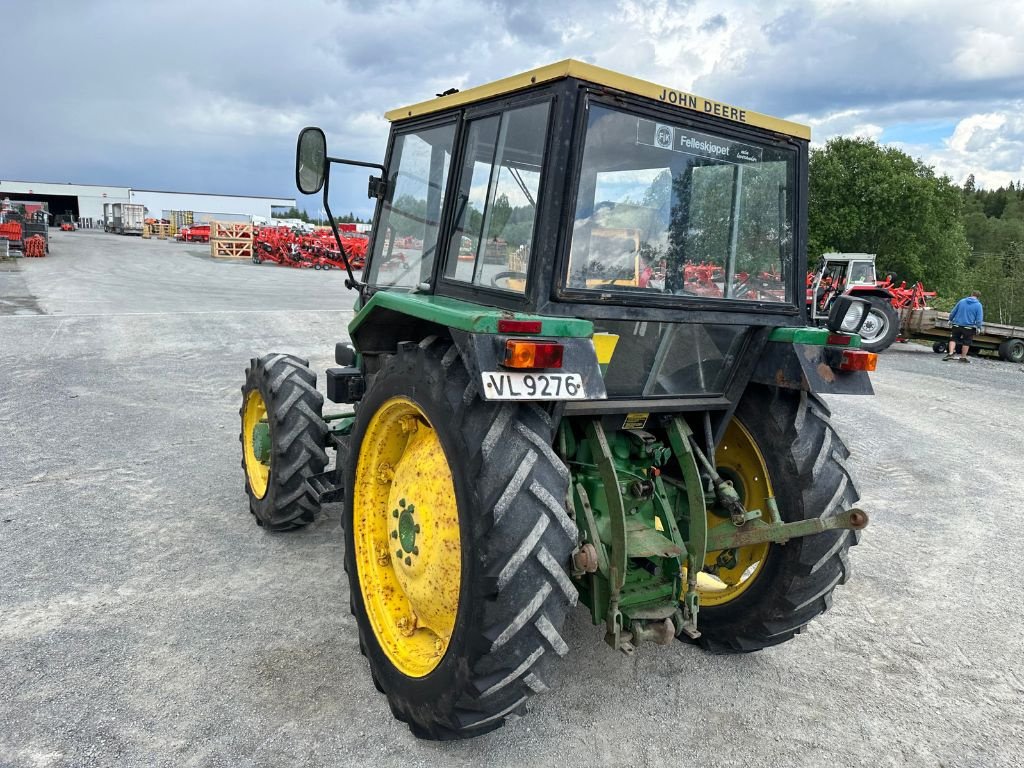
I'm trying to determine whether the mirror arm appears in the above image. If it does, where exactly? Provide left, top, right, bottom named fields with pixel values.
left=326, top=156, right=386, bottom=175
left=322, top=163, right=365, bottom=295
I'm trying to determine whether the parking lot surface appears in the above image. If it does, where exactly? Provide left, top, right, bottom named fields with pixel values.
left=2, top=231, right=1023, bottom=767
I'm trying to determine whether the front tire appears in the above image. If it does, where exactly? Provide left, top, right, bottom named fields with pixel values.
left=240, top=353, right=327, bottom=531
left=695, top=385, right=860, bottom=653
left=344, top=338, right=577, bottom=739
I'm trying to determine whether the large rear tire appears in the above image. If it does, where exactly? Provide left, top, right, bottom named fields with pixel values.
left=695, top=385, right=860, bottom=653
left=858, top=296, right=900, bottom=353
left=240, top=353, right=327, bottom=531
left=344, top=337, right=577, bottom=739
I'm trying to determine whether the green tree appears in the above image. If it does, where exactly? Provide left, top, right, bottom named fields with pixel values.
left=488, top=193, right=513, bottom=239
left=808, top=137, right=970, bottom=297
left=958, top=181, right=1024, bottom=323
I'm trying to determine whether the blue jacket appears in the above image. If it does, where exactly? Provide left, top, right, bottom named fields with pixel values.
left=949, top=296, right=984, bottom=329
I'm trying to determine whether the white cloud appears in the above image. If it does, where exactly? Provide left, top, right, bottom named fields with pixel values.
left=903, top=108, right=1024, bottom=187
left=790, top=108, right=886, bottom=145
left=2, top=0, right=1024, bottom=201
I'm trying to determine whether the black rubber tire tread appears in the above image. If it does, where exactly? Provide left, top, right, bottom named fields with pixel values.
left=240, top=353, right=328, bottom=531
left=343, top=337, right=577, bottom=740
left=859, top=296, right=900, bottom=353
left=998, top=338, right=1024, bottom=363
left=695, top=385, right=860, bottom=654
left=932, top=341, right=947, bottom=354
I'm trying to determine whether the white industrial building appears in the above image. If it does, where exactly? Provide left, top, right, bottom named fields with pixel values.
left=0, top=179, right=295, bottom=225
left=129, top=189, right=295, bottom=223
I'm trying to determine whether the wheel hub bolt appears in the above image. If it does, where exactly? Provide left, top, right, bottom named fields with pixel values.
left=396, top=616, right=416, bottom=637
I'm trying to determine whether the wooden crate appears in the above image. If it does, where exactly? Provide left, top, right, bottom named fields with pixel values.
left=211, top=239, right=253, bottom=259
left=211, top=221, right=253, bottom=240
left=143, top=223, right=171, bottom=239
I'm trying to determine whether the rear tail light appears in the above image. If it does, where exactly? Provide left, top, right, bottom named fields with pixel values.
left=836, top=349, right=877, bottom=371
left=504, top=340, right=564, bottom=369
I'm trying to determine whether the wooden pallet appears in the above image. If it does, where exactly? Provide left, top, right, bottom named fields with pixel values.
left=212, top=221, right=253, bottom=240
left=143, top=223, right=171, bottom=239
left=211, top=238, right=253, bottom=259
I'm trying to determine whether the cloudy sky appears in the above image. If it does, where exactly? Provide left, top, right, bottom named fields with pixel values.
left=4, top=0, right=1023, bottom=217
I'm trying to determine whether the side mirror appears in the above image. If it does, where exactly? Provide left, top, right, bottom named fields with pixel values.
left=828, top=295, right=869, bottom=334
left=295, top=127, right=327, bottom=195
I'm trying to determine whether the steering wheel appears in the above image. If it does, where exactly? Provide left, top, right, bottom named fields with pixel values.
left=490, top=270, right=528, bottom=290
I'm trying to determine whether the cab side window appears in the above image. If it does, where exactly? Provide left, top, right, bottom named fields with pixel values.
left=367, top=122, right=456, bottom=290
left=444, top=102, right=550, bottom=293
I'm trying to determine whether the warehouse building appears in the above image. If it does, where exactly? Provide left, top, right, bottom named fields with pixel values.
left=129, top=189, right=295, bottom=224
left=0, top=180, right=129, bottom=222
left=0, top=180, right=295, bottom=224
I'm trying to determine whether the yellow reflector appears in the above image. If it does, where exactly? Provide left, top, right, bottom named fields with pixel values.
left=592, top=333, right=619, bottom=365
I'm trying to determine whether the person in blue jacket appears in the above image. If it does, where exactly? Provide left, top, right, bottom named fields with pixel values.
left=944, top=291, right=984, bottom=362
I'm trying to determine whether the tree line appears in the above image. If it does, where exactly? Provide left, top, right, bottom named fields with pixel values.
left=809, top=137, right=1024, bottom=324
left=272, top=207, right=368, bottom=226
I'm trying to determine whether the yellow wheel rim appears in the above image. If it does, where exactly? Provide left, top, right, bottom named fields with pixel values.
left=352, top=397, right=461, bottom=678
left=242, top=390, right=270, bottom=499
left=699, top=417, right=773, bottom=607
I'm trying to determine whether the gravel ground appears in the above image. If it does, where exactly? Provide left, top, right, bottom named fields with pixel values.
left=1, top=231, right=1023, bottom=767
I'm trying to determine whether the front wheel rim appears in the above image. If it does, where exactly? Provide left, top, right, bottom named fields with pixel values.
left=700, top=418, right=773, bottom=607
left=353, top=397, right=462, bottom=678
left=859, top=309, right=887, bottom=342
left=242, top=390, right=270, bottom=499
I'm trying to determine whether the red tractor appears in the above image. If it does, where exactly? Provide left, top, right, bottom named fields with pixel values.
left=808, top=253, right=901, bottom=353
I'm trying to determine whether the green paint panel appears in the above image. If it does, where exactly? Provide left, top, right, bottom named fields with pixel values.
left=349, top=291, right=593, bottom=337
left=768, top=327, right=862, bottom=347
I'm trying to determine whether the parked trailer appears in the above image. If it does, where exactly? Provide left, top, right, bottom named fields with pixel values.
left=901, top=308, right=1024, bottom=363
left=103, top=203, right=115, bottom=232
left=111, top=203, right=145, bottom=235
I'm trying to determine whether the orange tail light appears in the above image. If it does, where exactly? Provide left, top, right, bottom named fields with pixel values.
left=504, top=340, right=564, bottom=369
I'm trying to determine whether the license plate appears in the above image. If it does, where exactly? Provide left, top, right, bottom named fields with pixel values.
left=480, top=371, right=587, bottom=401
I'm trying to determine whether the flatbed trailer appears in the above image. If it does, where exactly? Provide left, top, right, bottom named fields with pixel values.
left=901, top=308, right=1024, bottom=363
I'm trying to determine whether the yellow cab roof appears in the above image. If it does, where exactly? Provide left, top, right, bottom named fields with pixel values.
left=384, top=59, right=810, bottom=141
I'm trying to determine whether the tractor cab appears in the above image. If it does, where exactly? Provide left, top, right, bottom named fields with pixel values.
left=245, top=60, right=874, bottom=740
left=808, top=252, right=900, bottom=352
left=809, top=253, right=878, bottom=313
left=296, top=60, right=875, bottom=405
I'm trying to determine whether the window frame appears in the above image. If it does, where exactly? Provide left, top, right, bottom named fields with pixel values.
left=362, top=112, right=460, bottom=294
left=435, top=91, right=557, bottom=311
left=553, top=89, right=805, bottom=315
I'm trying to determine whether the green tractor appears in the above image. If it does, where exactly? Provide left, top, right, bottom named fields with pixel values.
left=239, top=60, right=875, bottom=740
